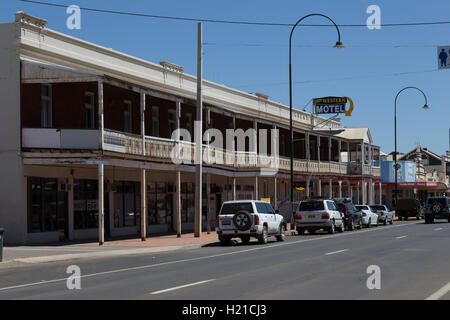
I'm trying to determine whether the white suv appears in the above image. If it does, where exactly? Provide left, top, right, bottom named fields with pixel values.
left=216, top=200, right=286, bottom=245
left=295, top=199, right=345, bottom=235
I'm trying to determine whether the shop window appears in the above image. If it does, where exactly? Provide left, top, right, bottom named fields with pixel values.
left=114, top=181, right=139, bottom=228
left=180, top=182, right=195, bottom=223
left=27, top=177, right=67, bottom=234
left=74, top=179, right=99, bottom=229
left=185, top=113, right=193, bottom=137
left=148, top=182, right=173, bottom=225
left=41, top=84, right=52, bottom=128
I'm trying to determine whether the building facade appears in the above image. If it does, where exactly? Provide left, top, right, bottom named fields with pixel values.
left=0, top=13, right=381, bottom=245
left=381, top=146, right=449, bottom=208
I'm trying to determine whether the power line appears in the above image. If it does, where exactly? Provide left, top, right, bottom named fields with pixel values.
left=20, top=0, right=450, bottom=28
left=235, top=69, right=439, bottom=88
left=204, top=42, right=440, bottom=48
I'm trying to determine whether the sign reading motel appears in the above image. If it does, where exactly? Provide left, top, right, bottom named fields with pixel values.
left=313, top=97, right=347, bottom=114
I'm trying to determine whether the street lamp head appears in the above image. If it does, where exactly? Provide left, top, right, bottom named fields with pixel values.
left=422, top=104, right=429, bottom=110
left=333, top=41, right=345, bottom=49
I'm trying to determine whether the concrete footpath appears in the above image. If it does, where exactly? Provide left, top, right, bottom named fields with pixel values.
left=1, top=223, right=296, bottom=266
left=1, top=231, right=219, bottom=265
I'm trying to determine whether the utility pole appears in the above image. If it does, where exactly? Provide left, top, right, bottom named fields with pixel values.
left=194, top=23, right=203, bottom=237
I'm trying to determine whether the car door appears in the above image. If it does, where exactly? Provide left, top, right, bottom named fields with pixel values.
left=327, top=201, right=341, bottom=225
left=255, top=202, right=269, bottom=230
left=263, top=203, right=277, bottom=233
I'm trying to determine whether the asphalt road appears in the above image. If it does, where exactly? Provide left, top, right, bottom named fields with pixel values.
left=0, top=220, right=449, bottom=300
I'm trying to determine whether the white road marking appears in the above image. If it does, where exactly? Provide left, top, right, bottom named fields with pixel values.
left=425, top=282, right=450, bottom=300
left=396, top=235, right=408, bottom=239
left=434, top=228, right=443, bottom=231
left=325, top=249, right=348, bottom=256
left=0, top=222, right=418, bottom=292
left=150, top=279, right=215, bottom=295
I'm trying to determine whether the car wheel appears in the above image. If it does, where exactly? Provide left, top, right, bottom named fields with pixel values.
left=328, top=221, right=336, bottom=234
left=338, top=220, right=345, bottom=233
left=348, top=219, right=355, bottom=231
left=241, top=236, right=250, bottom=244
left=367, top=219, right=371, bottom=228
left=383, top=218, right=387, bottom=225
left=296, top=227, right=305, bottom=235
left=276, top=224, right=286, bottom=242
left=389, top=218, right=393, bottom=225
left=416, top=215, right=420, bottom=220
left=258, top=225, right=268, bottom=244
left=359, top=218, right=363, bottom=229
left=308, top=229, right=316, bottom=235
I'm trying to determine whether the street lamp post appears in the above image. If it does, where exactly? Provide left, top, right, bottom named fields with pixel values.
left=289, top=14, right=344, bottom=228
left=393, top=87, right=429, bottom=213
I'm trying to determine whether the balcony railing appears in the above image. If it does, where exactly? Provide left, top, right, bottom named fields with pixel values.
left=22, top=128, right=380, bottom=177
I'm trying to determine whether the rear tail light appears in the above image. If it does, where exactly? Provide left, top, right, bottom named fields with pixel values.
left=254, top=214, right=260, bottom=225
left=295, top=214, right=302, bottom=220
left=362, top=212, right=366, bottom=217
left=321, top=213, right=330, bottom=219
left=216, top=216, right=219, bottom=227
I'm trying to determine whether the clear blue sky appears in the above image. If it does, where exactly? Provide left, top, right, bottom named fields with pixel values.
left=2, top=0, right=450, bottom=155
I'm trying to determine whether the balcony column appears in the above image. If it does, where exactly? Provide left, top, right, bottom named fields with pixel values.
left=175, top=170, right=181, bottom=237
left=379, top=182, right=383, bottom=205
left=206, top=107, right=211, bottom=164
left=328, top=137, right=332, bottom=163
left=233, top=176, right=236, bottom=200
left=98, top=163, right=104, bottom=245
left=140, top=92, right=146, bottom=156
left=317, top=135, right=321, bottom=163
left=98, top=81, right=104, bottom=150
left=338, top=140, right=342, bottom=163
left=306, top=178, right=311, bottom=198
left=67, top=175, right=74, bottom=241
left=255, top=175, right=259, bottom=200
left=206, top=173, right=211, bottom=234
left=317, top=179, right=322, bottom=196
left=347, top=142, right=351, bottom=162
left=140, top=168, right=146, bottom=241
left=356, top=182, right=360, bottom=205
left=338, top=180, right=342, bottom=198
left=274, top=176, right=278, bottom=207
left=329, top=179, right=333, bottom=198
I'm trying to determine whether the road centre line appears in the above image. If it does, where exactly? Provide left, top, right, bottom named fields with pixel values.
left=434, top=228, right=443, bottom=231
left=396, top=235, right=408, bottom=239
left=150, top=279, right=215, bottom=295
left=325, top=249, right=348, bottom=255
left=0, top=222, right=418, bottom=292
left=425, top=282, right=450, bottom=300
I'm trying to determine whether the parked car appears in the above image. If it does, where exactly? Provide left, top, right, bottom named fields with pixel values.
left=369, top=205, right=394, bottom=225
left=424, top=197, right=450, bottom=224
left=355, top=205, right=379, bottom=227
left=216, top=200, right=286, bottom=245
left=333, top=198, right=363, bottom=230
left=395, top=198, right=424, bottom=220
left=295, top=199, right=345, bottom=235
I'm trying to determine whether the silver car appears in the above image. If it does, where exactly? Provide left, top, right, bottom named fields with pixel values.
left=369, top=205, right=394, bottom=225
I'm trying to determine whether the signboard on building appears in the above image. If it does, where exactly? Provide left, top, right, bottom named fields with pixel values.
left=438, top=46, right=450, bottom=70
left=313, top=96, right=354, bottom=116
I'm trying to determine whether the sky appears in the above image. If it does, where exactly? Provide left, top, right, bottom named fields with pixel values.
left=2, top=0, right=450, bottom=155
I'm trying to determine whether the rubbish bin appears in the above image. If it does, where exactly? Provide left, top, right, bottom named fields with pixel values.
left=0, top=228, right=4, bottom=262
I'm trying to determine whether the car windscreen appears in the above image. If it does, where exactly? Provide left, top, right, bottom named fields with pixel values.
left=299, top=201, right=324, bottom=211
left=335, top=203, right=345, bottom=212
left=220, top=203, right=254, bottom=215
left=355, top=206, right=368, bottom=211
left=370, top=205, right=385, bottom=211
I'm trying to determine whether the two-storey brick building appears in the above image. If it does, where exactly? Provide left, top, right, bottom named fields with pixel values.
left=0, top=13, right=382, bottom=245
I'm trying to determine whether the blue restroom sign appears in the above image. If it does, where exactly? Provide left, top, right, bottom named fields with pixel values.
left=438, top=46, right=450, bottom=70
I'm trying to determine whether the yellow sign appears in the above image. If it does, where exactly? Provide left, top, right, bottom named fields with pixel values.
left=344, top=96, right=354, bottom=117
left=260, top=198, right=271, bottom=203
